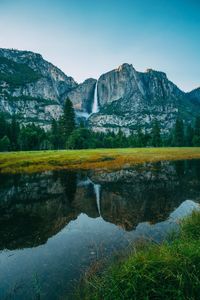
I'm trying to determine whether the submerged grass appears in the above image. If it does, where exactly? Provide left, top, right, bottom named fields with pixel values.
left=0, top=147, right=200, bottom=174
left=76, top=211, right=200, bottom=300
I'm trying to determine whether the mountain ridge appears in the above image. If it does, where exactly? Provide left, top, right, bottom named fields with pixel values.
left=0, top=48, right=200, bottom=133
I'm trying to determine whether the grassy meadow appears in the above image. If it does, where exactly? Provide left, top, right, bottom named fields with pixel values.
left=0, top=147, right=200, bottom=173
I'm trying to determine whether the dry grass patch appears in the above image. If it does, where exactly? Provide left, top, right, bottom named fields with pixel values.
left=0, top=147, right=200, bottom=174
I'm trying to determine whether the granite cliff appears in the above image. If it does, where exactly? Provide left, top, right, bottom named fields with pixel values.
left=89, top=64, right=200, bottom=134
left=0, top=48, right=95, bottom=128
left=0, top=48, right=200, bottom=133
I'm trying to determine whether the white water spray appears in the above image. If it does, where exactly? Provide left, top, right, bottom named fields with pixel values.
left=93, top=184, right=101, bottom=216
left=76, top=111, right=90, bottom=119
left=92, top=82, right=99, bottom=114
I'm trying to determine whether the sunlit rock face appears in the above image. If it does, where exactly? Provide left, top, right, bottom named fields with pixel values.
left=89, top=64, right=200, bottom=134
left=97, top=64, right=142, bottom=106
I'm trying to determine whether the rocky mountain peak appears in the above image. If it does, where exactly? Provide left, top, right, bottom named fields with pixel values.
left=116, top=63, right=134, bottom=72
left=0, top=48, right=43, bottom=61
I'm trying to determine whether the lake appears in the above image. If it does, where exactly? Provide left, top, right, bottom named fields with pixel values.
left=0, top=160, right=200, bottom=299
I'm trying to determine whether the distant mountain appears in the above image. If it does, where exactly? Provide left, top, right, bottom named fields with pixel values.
left=0, top=48, right=199, bottom=133
left=187, top=87, right=200, bottom=105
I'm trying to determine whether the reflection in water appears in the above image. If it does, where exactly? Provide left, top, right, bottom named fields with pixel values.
left=0, top=160, right=200, bottom=299
left=93, top=184, right=101, bottom=216
left=0, top=171, right=79, bottom=250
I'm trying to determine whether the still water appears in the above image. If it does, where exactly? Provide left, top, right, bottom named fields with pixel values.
left=0, top=160, right=200, bottom=299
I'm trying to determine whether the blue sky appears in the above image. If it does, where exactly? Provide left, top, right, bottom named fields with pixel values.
left=0, top=0, right=199, bottom=91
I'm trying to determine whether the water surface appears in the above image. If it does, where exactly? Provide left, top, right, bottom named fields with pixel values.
left=0, top=160, right=200, bottom=299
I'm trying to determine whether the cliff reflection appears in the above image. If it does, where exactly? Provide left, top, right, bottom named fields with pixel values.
left=0, top=160, right=200, bottom=250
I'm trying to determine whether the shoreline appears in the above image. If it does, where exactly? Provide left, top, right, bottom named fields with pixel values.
left=76, top=210, right=200, bottom=300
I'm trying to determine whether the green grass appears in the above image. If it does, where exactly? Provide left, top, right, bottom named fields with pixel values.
left=0, top=147, right=200, bottom=174
left=76, top=211, right=200, bottom=300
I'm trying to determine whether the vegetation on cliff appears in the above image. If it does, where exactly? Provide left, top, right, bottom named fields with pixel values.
left=0, top=56, right=41, bottom=86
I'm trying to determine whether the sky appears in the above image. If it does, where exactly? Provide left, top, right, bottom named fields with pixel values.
left=0, top=0, right=199, bottom=91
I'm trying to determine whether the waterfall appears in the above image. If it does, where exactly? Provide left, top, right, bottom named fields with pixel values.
left=93, top=184, right=101, bottom=216
left=76, top=111, right=90, bottom=119
left=76, top=81, right=98, bottom=119
left=92, top=81, right=99, bottom=114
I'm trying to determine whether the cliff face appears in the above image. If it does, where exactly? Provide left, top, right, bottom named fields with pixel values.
left=0, top=48, right=77, bottom=99
left=89, top=64, right=200, bottom=134
left=0, top=48, right=200, bottom=133
left=0, top=49, right=79, bottom=128
left=67, top=78, right=96, bottom=113
left=0, top=48, right=98, bottom=128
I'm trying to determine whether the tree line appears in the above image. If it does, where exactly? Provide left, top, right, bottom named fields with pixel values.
left=0, top=98, right=200, bottom=151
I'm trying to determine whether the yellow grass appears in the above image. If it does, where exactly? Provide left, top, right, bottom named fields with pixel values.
left=0, top=147, right=200, bottom=174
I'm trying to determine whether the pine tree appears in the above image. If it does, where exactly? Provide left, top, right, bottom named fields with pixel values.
left=185, top=124, right=194, bottom=146
left=115, top=129, right=127, bottom=148
left=19, top=123, right=46, bottom=150
left=173, top=119, right=184, bottom=147
left=0, top=113, right=8, bottom=139
left=51, top=119, right=59, bottom=149
left=59, top=98, right=75, bottom=147
left=128, top=132, right=137, bottom=147
left=136, top=128, right=146, bottom=147
left=151, top=120, right=162, bottom=147
left=9, top=115, right=20, bottom=150
left=194, top=116, right=200, bottom=136
left=192, top=116, right=200, bottom=146
left=67, top=128, right=93, bottom=149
